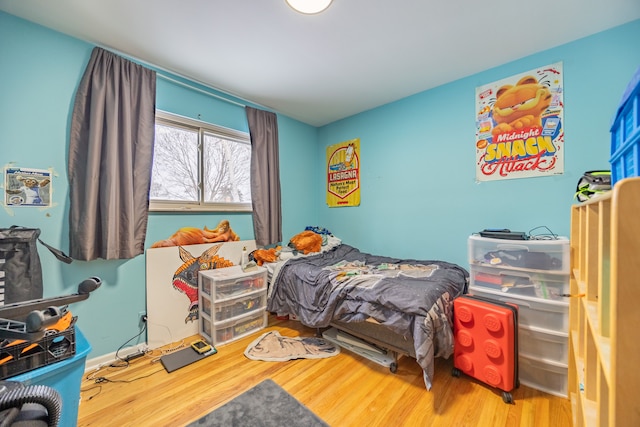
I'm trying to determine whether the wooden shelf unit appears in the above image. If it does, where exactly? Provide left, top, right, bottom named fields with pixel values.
left=569, top=177, right=640, bottom=427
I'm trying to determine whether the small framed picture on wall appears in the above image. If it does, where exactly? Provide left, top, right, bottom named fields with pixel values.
left=4, top=167, right=52, bottom=207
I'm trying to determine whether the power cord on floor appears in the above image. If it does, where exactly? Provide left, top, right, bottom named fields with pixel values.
left=81, top=316, right=193, bottom=401
left=81, top=367, right=165, bottom=401
left=110, top=318, right=149, bottom=367
left=81, top=316, right=152, bottom=400
left=145, top=317, right=186, bottom=363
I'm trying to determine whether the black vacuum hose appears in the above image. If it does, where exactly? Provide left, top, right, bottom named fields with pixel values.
left=0, top=383, right=61, bottom=427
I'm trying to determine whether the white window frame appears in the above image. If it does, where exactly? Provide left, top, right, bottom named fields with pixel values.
left=149, top=111, right=252, bottom=213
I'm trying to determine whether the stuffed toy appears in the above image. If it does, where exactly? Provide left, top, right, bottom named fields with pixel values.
left=251, top=246, right=281, bottom=266
left=151, top=220, right=239, bottom=248
left=289, top=230, right=322, bottom=254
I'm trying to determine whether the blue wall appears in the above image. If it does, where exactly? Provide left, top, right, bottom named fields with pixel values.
left=1, top=10, right=639, bottom=359
left=318, top=20, right=640, bottom=267
left=0, top=11, right=319, bottom=358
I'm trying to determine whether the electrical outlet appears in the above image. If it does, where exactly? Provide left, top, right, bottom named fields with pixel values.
left=138, top=311, right=147, bottom=328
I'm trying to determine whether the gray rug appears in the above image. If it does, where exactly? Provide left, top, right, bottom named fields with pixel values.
left=187, top=379, right=329, bottom=427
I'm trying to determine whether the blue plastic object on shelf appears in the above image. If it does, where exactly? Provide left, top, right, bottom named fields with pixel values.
left=610, top=66, right=640, bottom=185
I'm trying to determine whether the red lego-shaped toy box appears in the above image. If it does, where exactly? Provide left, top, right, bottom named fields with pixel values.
left=452, top=294, right=519, bottom=403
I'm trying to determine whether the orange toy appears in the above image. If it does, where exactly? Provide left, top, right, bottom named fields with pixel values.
left=151, top=220, right=240, bottom=248
left=289, top=231, right=322, bottom=254
left=252, top=246, right=281, bottom=266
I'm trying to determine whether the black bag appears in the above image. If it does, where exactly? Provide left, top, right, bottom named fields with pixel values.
left=575, top=170, right=611, bottom=202
left=0, top=226, right=72, bottom=305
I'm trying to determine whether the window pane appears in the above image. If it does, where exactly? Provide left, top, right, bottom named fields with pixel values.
left=203, top=133, right=251, bottom=204
left=149, top=111, right=252, bottom=212
left=150, top=123, right=199, bottom=202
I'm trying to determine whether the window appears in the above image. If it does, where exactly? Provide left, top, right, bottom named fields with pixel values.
left=149, top=111, right=252, bottom=212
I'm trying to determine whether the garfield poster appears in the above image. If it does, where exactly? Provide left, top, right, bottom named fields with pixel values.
left=475, top=63, right=564, bottom=182
left=326, top=138, right=360, bottom=207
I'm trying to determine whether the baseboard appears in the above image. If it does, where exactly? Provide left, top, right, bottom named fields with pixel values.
left=84, top=343, right=148, bottom=372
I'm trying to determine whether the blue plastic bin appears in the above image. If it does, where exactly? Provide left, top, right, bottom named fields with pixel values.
left=9, top=327, right=91, bottom=427
left=610, top=66, right=640, bottom=185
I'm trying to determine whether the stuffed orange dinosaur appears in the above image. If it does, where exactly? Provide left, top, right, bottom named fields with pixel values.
left=252, top=246, right=282, bottom=266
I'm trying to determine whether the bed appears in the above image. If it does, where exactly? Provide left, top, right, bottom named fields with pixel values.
left=263, top=235, right=469, bottom=390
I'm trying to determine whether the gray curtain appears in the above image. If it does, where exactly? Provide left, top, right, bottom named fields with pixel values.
left=245, top=107, right=282, bottom=246
left=68, top=47, right=156, bottom=260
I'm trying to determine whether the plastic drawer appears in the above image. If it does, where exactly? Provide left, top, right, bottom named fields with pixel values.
left=468, top=235, right=570, bottom=274
left=518, top=324, right=568, bottom=365
left=468, top=286, right=569, bottom=332
left=213, top=290, right=267, bottom=322
left=212, top=311, right=267, bottom=346
left=469, top=264, right=569, bottom=301
left=518, top=353, right=568, bottom=398
left=202, top=297, right=212, bottom=318
left=200, top=312, right=213, bottom=343
left=199, top=265, right=267, bottom=300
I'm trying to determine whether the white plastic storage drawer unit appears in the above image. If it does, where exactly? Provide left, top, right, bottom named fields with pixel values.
left=198, top=266, right=268, bottom=346
left=468, top=285, right=569, bottom=331
left=199, top=265, right=267, bottom=300
left=518, top=353, right=568, bottom=398
left=467, top=234, right=570, bottom=398
left=468, top=234, right=570, bottom=274
left=469, top=264, right=569, bottom=301
left=201, top=310, right=268, bottom=346
left=211, top=291, right=267, bottom=322
left=518, top=324, right=569, bottom=365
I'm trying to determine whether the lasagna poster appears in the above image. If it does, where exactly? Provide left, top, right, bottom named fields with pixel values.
left=326, top=138, right=360, bottom=207
left=475, top=62, right=564, bottom=182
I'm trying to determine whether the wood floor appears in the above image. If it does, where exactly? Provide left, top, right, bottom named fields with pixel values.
left=78, top=315, right=572, bottom=426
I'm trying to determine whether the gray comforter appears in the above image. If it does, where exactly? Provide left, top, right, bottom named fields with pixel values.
left=266, top=244, right=469, bottom=389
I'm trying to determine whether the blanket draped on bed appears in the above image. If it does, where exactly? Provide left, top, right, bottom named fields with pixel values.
left=266, top=244, right=469, bottom=390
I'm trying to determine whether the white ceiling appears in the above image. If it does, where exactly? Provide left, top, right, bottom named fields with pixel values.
left=2, top=0, right=640, bottom=127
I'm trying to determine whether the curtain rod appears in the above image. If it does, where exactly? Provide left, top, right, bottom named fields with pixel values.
left=94, top=44, right=262, bottom=110
left=156, top=73, right=246, bottom=109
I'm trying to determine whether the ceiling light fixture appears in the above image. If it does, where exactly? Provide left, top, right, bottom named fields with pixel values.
left=285, top=0, right=333, bottom=15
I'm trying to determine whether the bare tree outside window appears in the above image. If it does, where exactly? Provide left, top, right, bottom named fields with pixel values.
left=150, top=124, right=199, bottom=202
left=149, top=111, right=252, bottom=212
left=203, top=133, right=251, bottom=203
